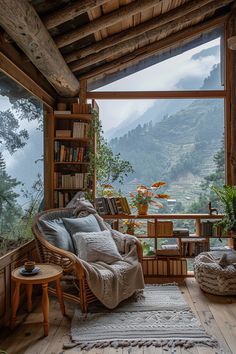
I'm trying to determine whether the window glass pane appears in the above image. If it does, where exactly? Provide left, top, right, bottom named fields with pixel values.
left=101, top=98, right=225, bottom=215
left=0, top=72, right=43, bottom=254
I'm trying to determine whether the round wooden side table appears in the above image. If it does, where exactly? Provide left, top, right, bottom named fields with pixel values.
left=11, top=263, right=65, bottom=336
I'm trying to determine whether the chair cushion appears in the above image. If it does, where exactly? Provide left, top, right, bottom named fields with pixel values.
left=39, top=219, right=75, bottom=253
left=219, top=250, right=236, bottom=267
left=72, top=230, right=122, bottom=264
left=63, top=214, right=101, bottom=236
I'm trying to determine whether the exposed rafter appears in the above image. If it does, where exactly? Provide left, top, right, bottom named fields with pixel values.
left=0, top=0, right=79, bottom=97
left=43, top=0, right=109, bottom=30
left=55, top=0, right=163, bottom=48
left=69, top=0, right=230, bottom=73
left=80, top=14, right=227, bottom=82
left=65, top=0, right=217, bottom=64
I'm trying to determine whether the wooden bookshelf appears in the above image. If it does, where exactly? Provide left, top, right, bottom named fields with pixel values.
left=102, top=213, right=233, bottom=277
left=44, top=103, right=97, bottom=209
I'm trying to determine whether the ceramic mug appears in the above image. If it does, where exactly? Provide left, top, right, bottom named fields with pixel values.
left=24, top=261, right=35, bottom=272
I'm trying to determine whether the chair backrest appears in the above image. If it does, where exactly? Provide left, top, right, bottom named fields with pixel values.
left=32, top=208, right=75, bottom=263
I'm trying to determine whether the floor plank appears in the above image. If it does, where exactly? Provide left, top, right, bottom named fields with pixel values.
left=0, top=279, right=234, bottom=354
left=185, top=278, right=232, bottom=354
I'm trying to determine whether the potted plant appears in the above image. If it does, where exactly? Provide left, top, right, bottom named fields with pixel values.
left=123, top=219, right=143, bottom=235
left=129, top=182, right=170, bottom=215
left=212, top=185, right=236, bottom=234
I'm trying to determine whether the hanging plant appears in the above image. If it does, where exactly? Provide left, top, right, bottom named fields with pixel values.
left=88, top=110, right=134, bottom=192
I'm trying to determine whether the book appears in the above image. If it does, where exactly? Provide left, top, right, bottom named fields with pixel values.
left=55, top=130, right=71, bottom=137
left=173, top=228, right=189, bottom=236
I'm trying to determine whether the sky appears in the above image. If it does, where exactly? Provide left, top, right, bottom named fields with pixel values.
left=95, top=38, right=220, bottom=133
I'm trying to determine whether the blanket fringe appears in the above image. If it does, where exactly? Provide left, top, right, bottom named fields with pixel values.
left=63, top=338, right=218, bottom=351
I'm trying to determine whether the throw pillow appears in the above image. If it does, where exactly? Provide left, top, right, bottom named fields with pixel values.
left=219, top=250, right=236, bottom=267
left=63, top=214, right=101, bottom=235
left=72, top=230, right=122, bottom=264
left=39, top=219, right=75, bottom=253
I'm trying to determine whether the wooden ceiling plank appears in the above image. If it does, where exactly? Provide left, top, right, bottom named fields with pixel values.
left=80, top=14, right=227, bottom=82
left=55, top=0, right=163, bottom=48
left=0, top=0, right=79, bottom=97
left=43, top=0, right=109, bottom=30
left=69, top=0, right=230, bottom=72
left=65, top=0, right=227, bottom=64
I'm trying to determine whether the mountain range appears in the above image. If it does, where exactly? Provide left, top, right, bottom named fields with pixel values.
left=109, top=51, right=223, bottom=206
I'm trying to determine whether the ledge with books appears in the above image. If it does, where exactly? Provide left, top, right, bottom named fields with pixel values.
left=94, top=196, right=131, bottom=215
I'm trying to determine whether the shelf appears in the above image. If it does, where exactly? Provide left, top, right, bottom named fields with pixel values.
left=54, top=137, right=90, bottom=143
left=54, top=113, right=92, bottom=121
left=103, top=213, right=224, bottom=220
left=54, top=188, right=86, bottom=191
left=54, top=161, right=89, bottom=165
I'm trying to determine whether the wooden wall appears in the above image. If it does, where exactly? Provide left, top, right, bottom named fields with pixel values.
left=0, top=240, right=38, bottom=328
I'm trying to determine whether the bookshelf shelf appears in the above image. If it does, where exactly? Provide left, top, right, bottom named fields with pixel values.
left=53, top=137, right=90, bottom=143
left=101, top=213, right=233, bottom=278
left=54, top=113, right=92, bottom=121
left=54, top=162, right=89, bottom=165
left=47, top=103, right=97, bottom=208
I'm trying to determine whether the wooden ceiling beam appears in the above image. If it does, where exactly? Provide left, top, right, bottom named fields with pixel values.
left=43, top=0, right=109, bottom=30
left=0, top=32, right=57, bottom=99
left=65, top=0, right=221, bottom=64
left=0, top=52, right=55, bottom=108
left=0, top=0, right=79, bottom=97
left=69, top=0, right=230, bottom=73
left=55, top=0, right=163, bottom=48
left=80, top=14, right=227, bottom=82
left=86, top=90, right=226, bottom=99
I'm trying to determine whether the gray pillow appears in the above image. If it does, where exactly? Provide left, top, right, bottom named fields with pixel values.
left=219, top=251, right=236, bottom=267
left=39, top=219, right=75, bottom=253
left=72, top=230, right=123, bottom=264
left=62, top=214, right=101, bottom=235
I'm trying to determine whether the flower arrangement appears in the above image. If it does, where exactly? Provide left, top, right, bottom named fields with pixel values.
left=129, top=181, right=170, bottom=212
left=123, top=219, right=143, bottom=234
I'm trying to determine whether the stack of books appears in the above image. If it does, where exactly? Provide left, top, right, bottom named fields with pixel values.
left=147, top=220, right=173, bottom=237
left=94, top=197, right=131, bottom=215
left=72, top=122, right=90, bottom=138
left=173, top=228, right=189, bottom=237
left=201, top=220, right=222, bottom=237
left=142, top=258, right=168, bottom=276
left=169, top=258, right=188, bottom=276
left=180, top=237, right=209, bottom=257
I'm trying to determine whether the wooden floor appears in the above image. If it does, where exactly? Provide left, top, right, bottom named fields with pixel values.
left=0, top=278, right=236, bottom=354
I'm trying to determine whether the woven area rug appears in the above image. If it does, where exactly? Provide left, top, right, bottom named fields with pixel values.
left=64, top=284, right=218, bottom=350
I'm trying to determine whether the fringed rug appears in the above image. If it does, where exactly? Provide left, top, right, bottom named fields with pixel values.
left=64, top=284, right=218, bottom=351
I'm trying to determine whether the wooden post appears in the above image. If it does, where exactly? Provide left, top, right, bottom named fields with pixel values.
left=79, top=79, right=87, bottom=105
left=43, top=107, right=54, bottom=210
left=227, top=12, right=236, bottom=185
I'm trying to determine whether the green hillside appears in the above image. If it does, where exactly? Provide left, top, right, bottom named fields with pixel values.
left=110, top=64, right=224, bottom=206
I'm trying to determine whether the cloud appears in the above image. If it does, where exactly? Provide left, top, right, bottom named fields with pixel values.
left=96, top=38, right=220, bottom=132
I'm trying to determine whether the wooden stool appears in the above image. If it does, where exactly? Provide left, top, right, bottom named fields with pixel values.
left=11, top=263, right=65, bottom=336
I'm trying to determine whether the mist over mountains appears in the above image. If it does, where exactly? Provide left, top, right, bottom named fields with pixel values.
left=109, top=48, right=223, bottom=204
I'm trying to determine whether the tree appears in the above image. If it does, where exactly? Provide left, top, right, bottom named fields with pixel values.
left=0, top=153, right=22, bottom=234
left=90, top=112, right=134, bottom=188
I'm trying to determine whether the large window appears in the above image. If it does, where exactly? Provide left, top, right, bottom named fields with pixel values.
left=0, top=72, right=43, bottom=255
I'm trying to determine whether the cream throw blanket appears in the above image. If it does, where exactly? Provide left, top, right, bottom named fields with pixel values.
left=73, top=199, right=145, bottom=309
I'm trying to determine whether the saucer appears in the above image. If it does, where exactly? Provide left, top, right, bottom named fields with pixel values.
left=19, top=267, right=40, bottom=276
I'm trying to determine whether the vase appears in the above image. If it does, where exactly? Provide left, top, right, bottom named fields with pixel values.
left=137, top=204, right=148, bottom=215
left=126, top=228, right=134, bottom=235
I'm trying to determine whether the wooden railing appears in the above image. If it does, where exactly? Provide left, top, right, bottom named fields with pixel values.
left=0, top=240, right=38, bottom=328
